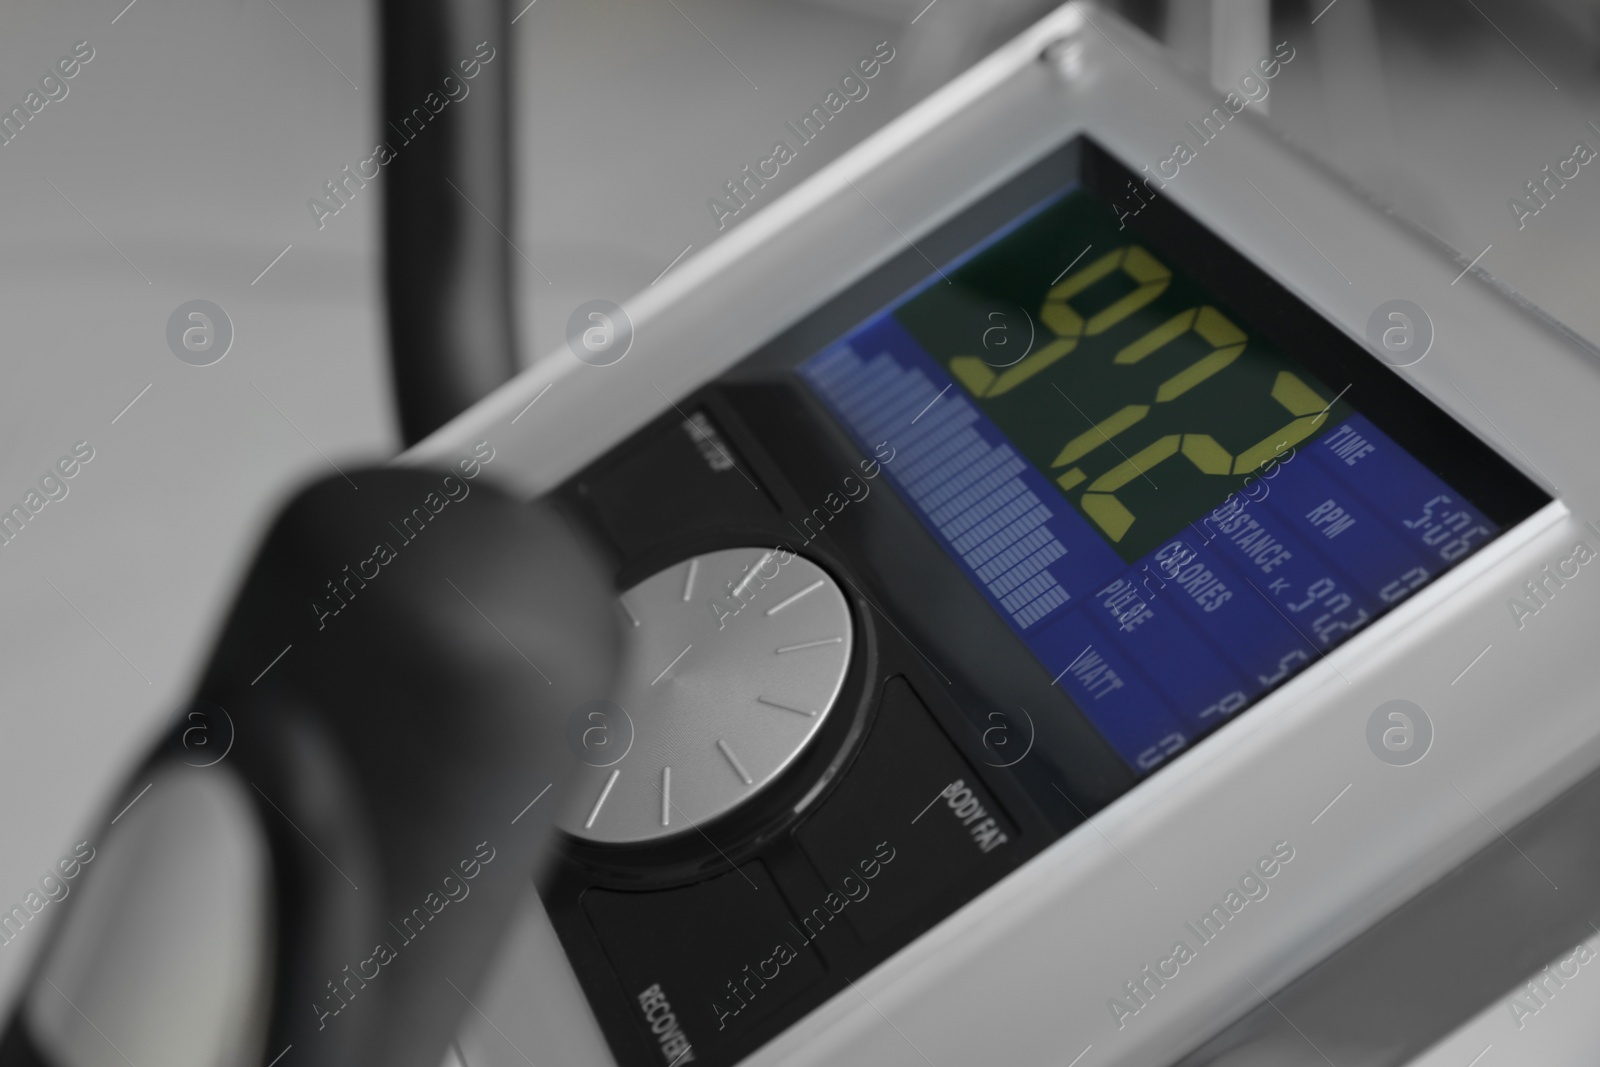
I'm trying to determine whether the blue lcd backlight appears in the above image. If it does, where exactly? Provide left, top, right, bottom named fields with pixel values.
left=799, top=183, right=1505, bottom=774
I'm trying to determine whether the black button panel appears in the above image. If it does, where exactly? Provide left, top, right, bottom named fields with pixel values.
left=577, top=407, right=777, bottom=560
left=560, top=677, right=1023, bottom=1067
left=583, top=862, right=825, bottom=1063
left=546, top=383, right=1050, bottom=1067
left=796, top=677, right=1016, bottom=944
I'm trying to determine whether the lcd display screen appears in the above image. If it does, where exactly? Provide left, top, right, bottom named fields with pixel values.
left=800, top=151, right=1532, bottom=774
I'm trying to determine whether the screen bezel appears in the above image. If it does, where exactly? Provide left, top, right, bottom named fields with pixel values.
left=733, top=133, right=1549, bottom=800
left=743, top=137, right=1546, bottom=529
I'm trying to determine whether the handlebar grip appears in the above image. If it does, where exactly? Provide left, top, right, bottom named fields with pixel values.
left=3, top=467, right=618, bottom=1067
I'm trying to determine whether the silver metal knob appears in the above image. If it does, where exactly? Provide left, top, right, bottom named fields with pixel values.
left=560, top=547, right=854, bottom=846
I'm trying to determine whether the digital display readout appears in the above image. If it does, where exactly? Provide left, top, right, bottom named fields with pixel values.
left=801, top=184, right=1501, bottom=773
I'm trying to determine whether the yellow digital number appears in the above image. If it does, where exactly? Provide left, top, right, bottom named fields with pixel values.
left=950, top=246, right=1170, bottom=399
left=1078, top=371, right=1332, bottom=542
left=1051, top=305, right=1247, bottom=486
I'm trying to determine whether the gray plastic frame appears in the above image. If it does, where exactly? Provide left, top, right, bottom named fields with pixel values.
left=408, top=6, right=1600, bottom=1064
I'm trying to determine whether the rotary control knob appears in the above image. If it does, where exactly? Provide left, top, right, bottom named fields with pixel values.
left=559, top=547, right=854, bottom=846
